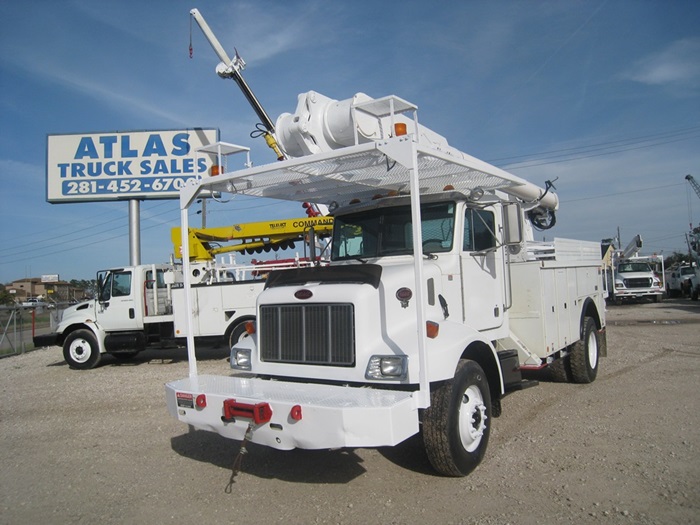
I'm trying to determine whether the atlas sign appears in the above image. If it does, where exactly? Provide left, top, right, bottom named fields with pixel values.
left=46, top=128, right=219, bottom=202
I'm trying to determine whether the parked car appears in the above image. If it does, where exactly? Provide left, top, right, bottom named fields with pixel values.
left=21, top=298, right=48, bottom=309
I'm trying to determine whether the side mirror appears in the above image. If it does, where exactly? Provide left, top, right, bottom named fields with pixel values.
left=503, top=203, right=523, bottom=245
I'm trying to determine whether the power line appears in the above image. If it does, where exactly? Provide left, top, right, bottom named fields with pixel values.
left=490, top=125, right=700, bottom=163
left=561, top=182, right=686, bottom=203
left=0, top=203, right=181, bottom=259
left=503, top=133, right=700, bottom=170
left=0, top=207, right=199, bottom=266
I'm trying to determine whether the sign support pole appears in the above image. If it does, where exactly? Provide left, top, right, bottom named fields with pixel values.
left=129, top=199, right=141, bottom=265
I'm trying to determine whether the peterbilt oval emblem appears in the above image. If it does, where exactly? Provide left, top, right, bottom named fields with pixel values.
left=294, top=289, right=313, bottom=300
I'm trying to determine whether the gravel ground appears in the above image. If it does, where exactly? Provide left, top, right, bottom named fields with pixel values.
left=1, top=299, right=698, bottom=525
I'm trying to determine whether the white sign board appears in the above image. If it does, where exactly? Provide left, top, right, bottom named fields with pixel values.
left=46, top=128, right=219, bottom=202
left=41, top=274, right=59, bottom=283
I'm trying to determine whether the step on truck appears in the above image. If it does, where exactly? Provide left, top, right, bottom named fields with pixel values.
left=165, top=88, right=607, bottom=476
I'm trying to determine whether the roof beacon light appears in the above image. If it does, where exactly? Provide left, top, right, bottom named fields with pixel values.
left=394, top=123, right=407, bottom=136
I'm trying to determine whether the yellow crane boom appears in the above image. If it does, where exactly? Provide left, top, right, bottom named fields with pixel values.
left=172, top=216, right=333, bottom=261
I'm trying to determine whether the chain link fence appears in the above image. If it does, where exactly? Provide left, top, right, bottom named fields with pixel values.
left=0, top=305, right=62, bottom=357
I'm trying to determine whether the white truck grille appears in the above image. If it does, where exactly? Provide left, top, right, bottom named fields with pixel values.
left=624, top=277, right=652, bottom=289
left=260, top=304, right=355, bottom=366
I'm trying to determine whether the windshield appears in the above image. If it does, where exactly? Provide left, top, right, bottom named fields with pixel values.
left=331, top=202, right=455, bottom=260
left=618, top=262, right=652, bottom=273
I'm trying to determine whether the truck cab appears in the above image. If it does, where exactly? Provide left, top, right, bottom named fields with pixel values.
left=613, top=259, right=664, bottom=302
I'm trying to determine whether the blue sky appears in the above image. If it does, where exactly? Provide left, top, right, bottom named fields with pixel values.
left=1, top=0, right=699, bottom=283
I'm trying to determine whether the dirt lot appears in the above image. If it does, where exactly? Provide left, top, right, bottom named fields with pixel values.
left=1, top=299, right=698, bottom=525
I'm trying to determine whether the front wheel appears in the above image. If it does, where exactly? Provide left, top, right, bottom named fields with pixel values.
left=569, top=317, right=599, bottom=383
left=225, top=319, right=252, bottom=349
left=63, top=329, right=102, bottom=370
left=422, top=359, right=491, bottom=477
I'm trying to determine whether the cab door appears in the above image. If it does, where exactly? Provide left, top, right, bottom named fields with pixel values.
left=459, top=206, right=505, bottom=331
left=96, top=269, right=141, bottom=331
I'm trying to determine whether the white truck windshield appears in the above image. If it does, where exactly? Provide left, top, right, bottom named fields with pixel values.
left=331, top=202, right=455, bottom=260
left=618, top=262, right=652, bottom=273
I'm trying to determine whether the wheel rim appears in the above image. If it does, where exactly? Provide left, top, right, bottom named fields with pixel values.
left=69, top=338, right=92, bottom=364
left=587, top=329, right=598, bottom=370
left=458, top=385, right=487, bottom=452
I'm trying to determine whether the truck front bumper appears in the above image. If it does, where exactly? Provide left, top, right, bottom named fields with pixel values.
left=613, top=289, right=663, bottom=299
left=33, top=333, right=59, bottom=348
left=165, top=375, right=419, bottom=450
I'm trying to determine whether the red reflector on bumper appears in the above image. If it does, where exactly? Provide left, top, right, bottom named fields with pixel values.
left=223, top=399, right=272, bottom=424
left=290, top=405, right=302, bottom=421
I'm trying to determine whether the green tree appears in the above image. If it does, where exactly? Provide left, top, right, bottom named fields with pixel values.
left=664, top=251, right=691, bottom=268
left=0, top=284, right=15, bottom=306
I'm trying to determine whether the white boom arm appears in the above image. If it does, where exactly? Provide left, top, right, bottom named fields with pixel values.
left=621, top=234, right=643, bottom=259
left=190, top=8, right=233, bottom=68
left=190, top=8, right=284, bottom=159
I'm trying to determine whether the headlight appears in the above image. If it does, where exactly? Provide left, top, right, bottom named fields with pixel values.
left=615, top=281, right=624, bottom=289
left=230, top=347, right=251, bottom=370
left=365, top=355, right=407, bottom=380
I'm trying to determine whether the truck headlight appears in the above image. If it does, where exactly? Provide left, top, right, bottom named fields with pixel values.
left=231, top=348, right=251, bottom=370
left=365, top=355, right=407, bottom=380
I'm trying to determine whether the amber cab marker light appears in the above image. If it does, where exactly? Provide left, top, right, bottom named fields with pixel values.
left=210, top=165, right=222, bottom=176
left=426, top=321, right=440, bottom=339
left=394, top=123, right=407, bottom=136
left=244, top=321, right=256, bottom=335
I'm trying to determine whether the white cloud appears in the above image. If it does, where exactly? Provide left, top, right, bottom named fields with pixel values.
left=622, top=38, right=700, bottom=92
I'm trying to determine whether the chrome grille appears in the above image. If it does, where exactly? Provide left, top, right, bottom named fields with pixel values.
left=260, top=304, right=355, bottom=366
left=624, top=278, right=652, bottom=288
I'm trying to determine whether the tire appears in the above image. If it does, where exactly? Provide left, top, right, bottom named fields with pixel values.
left=692, top=287, right=699, bottom=301
left=63, top=329, right=102, bottom=370
left=422, top=359, right=491, bottom=477
left=547, top=356, right=570, bottom=383
left=225, top=320, right=250, bottom=349
left=569, top=317, right=599, bottom=383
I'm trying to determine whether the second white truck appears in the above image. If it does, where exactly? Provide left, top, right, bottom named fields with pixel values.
left=33, top=216, right=332, bottom=369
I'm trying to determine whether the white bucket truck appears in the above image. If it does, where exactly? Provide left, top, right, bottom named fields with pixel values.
left=33, top=216, right=332, bottom=369
left=165, top=89, right=607, bottom=477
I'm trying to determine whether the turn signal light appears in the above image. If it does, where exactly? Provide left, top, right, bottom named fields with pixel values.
left=245, top=321, right=256, bottom=335
left=426, top=321, right=439, bottom=339
left=394, top=123, right=407, bottom=136
left=210, top=165, right=222, bottom=176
